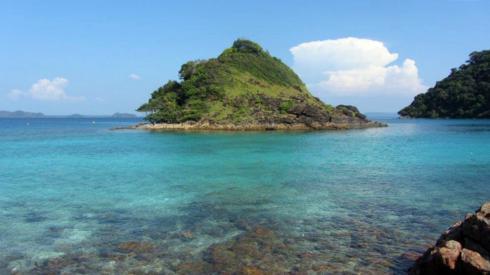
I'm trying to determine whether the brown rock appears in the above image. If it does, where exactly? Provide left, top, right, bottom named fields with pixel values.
left=410, top=202, right=490, bottom=274
left=232, top=239, right=260, bottom=259
left=312, top=263, right=339, bottom=272
left=408, top=248, right=441, bottom=274
left=439, top=240, right=462, bottom=270
left=202, top=226, right=291, bottom=273
left=178, top=230, right=194, bottom=240
left=205, top=244, right=236, bottom=265
left=462, top=208, right=490, bottom=252
left=117, top=241, right=155, bottom=253
left=465, top=238, right=490, bottom=258
left=252, top=226, right=275, bottom=238
left=460, top=248, right=490, bottom=274
left=410, top=241, right=462, bottom=274
left=239, top=266, right=265, bottom=275
left=176, top=261, right=211, bottom=274
left=298, top=252, right=315, bottom=259
left=437, top=221, right=463, bottom=245
left=479, top=202, right=490, bottom=218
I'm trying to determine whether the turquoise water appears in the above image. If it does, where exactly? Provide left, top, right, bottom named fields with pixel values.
left=1, top=117, right=489, bottom=274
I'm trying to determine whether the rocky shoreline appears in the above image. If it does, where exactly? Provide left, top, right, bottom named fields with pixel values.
left=409, top=202, right=490, bottom=274
left=116, top=120, right=386, bottom=131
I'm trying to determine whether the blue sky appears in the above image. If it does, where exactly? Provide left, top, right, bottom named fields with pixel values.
left=1, top=0, right=489, bottom=115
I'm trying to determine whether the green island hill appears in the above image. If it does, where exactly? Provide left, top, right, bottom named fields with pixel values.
left=136, top=39, right=385, bottom=130
left=399, top=50, right=490, bottom=118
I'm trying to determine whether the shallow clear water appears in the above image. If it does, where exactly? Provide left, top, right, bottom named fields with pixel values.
left=1, top=117, right=489, bottom=274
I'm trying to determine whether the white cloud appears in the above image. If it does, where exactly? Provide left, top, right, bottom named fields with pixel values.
left=290, top=37, right=426, bottom=96
left=30, top=77, right=70, bottom=100
left=7, top=77, right=84, bottom=101
left=129, top=73, right=141, bottom=80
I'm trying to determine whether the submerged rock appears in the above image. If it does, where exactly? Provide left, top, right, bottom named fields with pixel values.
left=117, top=241, right=155, bottom=253
left=200, top=226, right=292, bottom=274
left=409, top=202, right=490, bottom=274
left=177, top=230, right=194, bottom=241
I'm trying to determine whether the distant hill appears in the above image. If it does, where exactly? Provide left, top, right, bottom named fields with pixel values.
left=399, top=50, right=490, bottom=118
left=0, top=111, right=139, bottom=118
left=65, top=113, right=138, bottom=118
left=138, top=39, right=383, bottom=130
left=0, top=110, right=45, bottom=118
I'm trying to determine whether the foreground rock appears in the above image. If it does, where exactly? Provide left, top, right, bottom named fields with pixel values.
left=409, top=202, right=490, bottom=274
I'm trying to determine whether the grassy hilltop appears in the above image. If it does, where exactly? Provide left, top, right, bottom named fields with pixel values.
left=138, top=39, right=380, bottom=130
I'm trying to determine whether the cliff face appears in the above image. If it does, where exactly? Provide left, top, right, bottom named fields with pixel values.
left=400, top=50, right=490, bottom=118
left=137, top=39, right=383, bottom=130
left=409, top=202, right=490, bottom=274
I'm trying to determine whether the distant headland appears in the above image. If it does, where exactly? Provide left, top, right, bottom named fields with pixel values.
left=399, top=50, right=490, bottom=118
left=0, top=110, right=45, bottom=118
left=136, top=39, right=385, bottom=131
left=0, top=110, right=139, bottom=118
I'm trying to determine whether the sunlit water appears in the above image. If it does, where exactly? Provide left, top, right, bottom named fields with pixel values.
left=1, top=116, right=489, bottom=274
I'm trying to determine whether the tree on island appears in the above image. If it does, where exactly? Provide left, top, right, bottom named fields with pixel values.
left=399, top=50, right=490, bottom=118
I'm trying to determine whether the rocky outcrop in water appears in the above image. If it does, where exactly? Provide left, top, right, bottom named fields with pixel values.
left=136, top=39, right=385, bottom=130
left=409, top=202, right=490, bottom=274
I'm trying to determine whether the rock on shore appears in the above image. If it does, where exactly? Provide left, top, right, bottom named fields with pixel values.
left=409, top=202, right=490, bottom=274
left=134, top=119, right=385, bottom=131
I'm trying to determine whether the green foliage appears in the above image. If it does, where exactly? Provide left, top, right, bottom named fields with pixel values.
left=231, top=39, right=264, bottom=54
left=138, top=39, right=335, bottom=124
left=218, top=39, right=305, bottom=88
left=279, top=100, right=294, bottom=113
left=179, top=99, right=208, bottom=122
left=399, top=50, right=490, bottom=118
left=179, top=60, right=203, bottom=80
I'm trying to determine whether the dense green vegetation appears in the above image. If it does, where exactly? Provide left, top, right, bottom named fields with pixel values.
left=399, top=50, right=490, bottom=118
left=138, top=39, right=338, bottom=124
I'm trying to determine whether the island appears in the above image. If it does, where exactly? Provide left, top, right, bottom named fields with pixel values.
left=136, top=39, right=384, bottom=130
left=399, top=50, right=490, bottom=118
left=0, top=110, right=45, bottom=118
left=0, top=111, right=139, bottom=119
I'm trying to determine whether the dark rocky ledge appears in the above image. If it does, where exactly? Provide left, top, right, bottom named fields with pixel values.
left=113, top=104, right=387, bottom=131
left=409, top=202, right=490, bottom=274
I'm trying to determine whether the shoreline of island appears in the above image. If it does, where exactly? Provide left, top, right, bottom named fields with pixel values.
left=116, top=120, right=386, bottom=131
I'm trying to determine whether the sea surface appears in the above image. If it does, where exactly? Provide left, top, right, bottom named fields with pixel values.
left=1, top=116, right=489, bottom=274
